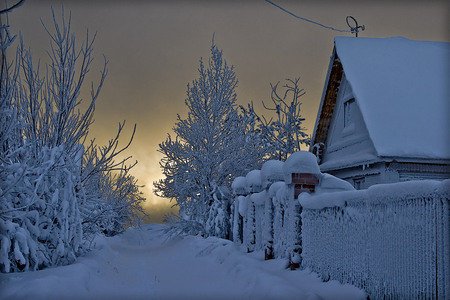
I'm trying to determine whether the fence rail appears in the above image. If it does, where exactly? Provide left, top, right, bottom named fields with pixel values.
left=300, top=180, right=450, bottom=299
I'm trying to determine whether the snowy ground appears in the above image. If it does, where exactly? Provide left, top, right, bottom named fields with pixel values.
left=0, top=224, right=365, bottom=300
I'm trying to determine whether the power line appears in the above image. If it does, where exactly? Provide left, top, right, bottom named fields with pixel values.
left=265, top=0, right=365, bottom=36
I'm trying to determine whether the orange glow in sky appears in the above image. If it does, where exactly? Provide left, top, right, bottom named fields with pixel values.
left=11, top=0, right=449, bottom=223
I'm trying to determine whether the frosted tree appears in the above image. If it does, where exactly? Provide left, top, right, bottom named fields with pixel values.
left=0, top=1, right=23, bottom=156
left=17, top=9, right=106, bottom=158
left=81, top=123, right=145, bottom=239
left=16, top=9, right=144, bottom=237
left=1, top=6, right=144, bottom=273
left=242, top=78, right=310, bottom=161
left=0, top=2, right=78, bottom=273
left=155, top=42, right=266, bottom=237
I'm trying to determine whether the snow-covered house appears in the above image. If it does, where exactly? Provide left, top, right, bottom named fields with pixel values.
left=311, top=36, right=450, bottom=189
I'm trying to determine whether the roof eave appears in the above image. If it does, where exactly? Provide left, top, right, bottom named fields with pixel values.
left=310, top=46, right=344, bottom=149
left=379, top=156, right=450, bottom=165
left=310, top=45, right=336, bottom=149
left=319, top=158, right=379, bottom=172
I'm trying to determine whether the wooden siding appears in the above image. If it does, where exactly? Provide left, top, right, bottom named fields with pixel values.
left=313, top=52, right=344, bottom=146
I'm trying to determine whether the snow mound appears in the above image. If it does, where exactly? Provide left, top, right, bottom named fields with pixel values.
left=232, top=176, right=249, bottom=195
left=318, top=173, right=354, bottom=194
left=237, top=196, right=248, bottom=217
left=246, top=170, right=262, bottom=193
left=269, top=181, right=285, bottom=198
left=261, top=160, right=284, bottom=188
left=0, top=224, right=366, bottom=300
left=250, top=191, right=267, bottom=206
left=283, top=151, right=321, bottom=184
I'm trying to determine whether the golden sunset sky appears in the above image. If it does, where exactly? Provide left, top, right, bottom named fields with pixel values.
left=9, top=0, right=449, bottom=223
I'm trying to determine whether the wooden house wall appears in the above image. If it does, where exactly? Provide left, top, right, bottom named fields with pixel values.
left=320, top=75, right=377, bottom=171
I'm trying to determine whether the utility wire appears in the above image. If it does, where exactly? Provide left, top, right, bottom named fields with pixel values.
left=0, top=0, right=25, bottom=15
left=265, top=0, right=352, bottom=34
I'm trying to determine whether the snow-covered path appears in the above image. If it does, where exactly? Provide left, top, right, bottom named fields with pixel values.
left=0, top=224, right=365, bottom=300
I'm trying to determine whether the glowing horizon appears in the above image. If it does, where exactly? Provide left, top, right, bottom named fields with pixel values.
left=10, top=0, right=449, bottom=223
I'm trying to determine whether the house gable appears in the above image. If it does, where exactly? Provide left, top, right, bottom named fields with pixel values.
left=313, top=37, right=450, bottom=163
left=311, top=37, right=450, bottom=188
left=311, top=49, right=378, bottom=172
left=320, top=74, right=378, bottom=172
left=334, top=36, right=450, bottom=161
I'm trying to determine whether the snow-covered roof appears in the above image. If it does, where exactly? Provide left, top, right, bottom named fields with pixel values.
left=283, top=151, right=321, bottom=184
left=334, top=36, right=450, bottom=160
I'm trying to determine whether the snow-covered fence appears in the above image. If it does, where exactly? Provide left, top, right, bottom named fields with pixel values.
left=242, top=170, right=263, bottom=252
left=231, top=177, right=248, bottom=244
left=271, top=183, right=289, bottom=259
left=261, top=160, right=284, bottom=259
left=231, top=151, right=449, bottom=298
left=232, top=152, right=334, bottom=266
left=300, top=179, right=450, bottom=299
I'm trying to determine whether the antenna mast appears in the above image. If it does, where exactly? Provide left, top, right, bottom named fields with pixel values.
left=346, top=16, right=365, bottom=37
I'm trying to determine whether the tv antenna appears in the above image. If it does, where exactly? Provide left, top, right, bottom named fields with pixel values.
left=265, top=0, right=365, bottom=37
left=346, top=16, right=365, bottom=37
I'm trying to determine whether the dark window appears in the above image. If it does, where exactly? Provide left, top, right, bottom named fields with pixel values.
left=344, top=98, right=355, bottom=128
left=353, top=177, right=365, bottom=190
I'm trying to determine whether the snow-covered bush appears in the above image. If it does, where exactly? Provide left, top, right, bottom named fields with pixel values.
left=81, top=164, right=145, bottom=239
left=1, top=7, right=144, bottom=273
left=206, top=185, right=231, bottom=239
left=81, top=132, right=145, bottom=240
left=162, top=213, right=206, bottom=238
left=1, top=145, right=83, bottom=273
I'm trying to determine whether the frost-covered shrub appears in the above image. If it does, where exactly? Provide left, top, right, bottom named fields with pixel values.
left=0, top=7, right=144, bottom=273
left=81, top=161, right=145, bottom=239
left=0, top=145, right=83, bottom=273
left=206, top=188, right=231, bottom=239
left=163, top=213, right=206, bottom=238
